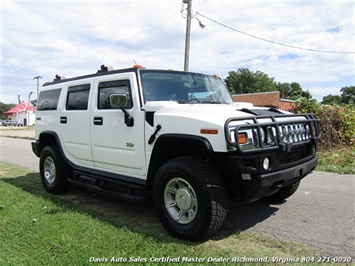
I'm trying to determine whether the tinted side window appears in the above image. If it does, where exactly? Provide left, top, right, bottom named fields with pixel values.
left=98, top=80, right=132, bottom=109
left=37, top=89, right=61, bottom=111
left=66, top=84, right=90, bottom=110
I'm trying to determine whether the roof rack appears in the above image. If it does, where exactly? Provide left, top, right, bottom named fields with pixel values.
left=97, top=65, right=113, bottom=73
left=43, top=65, right=142, bottom=87
left=54, top=75, right=66, bottom=81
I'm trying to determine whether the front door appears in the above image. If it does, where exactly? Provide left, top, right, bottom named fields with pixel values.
left=90, top=73, right=146, bottom=178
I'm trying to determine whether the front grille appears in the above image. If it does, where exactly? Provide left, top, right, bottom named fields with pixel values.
left=279, top=145, right=309, bottom=165
left=279, top=123, right=312, bottom=143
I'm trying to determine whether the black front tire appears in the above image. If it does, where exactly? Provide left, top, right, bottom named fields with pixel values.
left=262, top=180, right=301, bottom=203
left=154, top=157, right=228, bottom=241
left=40, top=145, right=73, bottom=194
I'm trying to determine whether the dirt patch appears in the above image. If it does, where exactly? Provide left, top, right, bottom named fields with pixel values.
left=0, top=170, right=7, bottom=176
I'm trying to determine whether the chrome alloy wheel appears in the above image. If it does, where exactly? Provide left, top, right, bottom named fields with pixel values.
left=164, top=177, right=198, bottom=224
left=43, top=157, right=56, bottom=185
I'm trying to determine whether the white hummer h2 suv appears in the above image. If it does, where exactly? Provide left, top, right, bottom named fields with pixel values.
left=32, top=65, right=320, bottom=240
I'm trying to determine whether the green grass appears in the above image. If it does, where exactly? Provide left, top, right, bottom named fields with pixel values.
left=317, top=147, right=355, bottom=174
left=0, top=161, right=344, bottom=266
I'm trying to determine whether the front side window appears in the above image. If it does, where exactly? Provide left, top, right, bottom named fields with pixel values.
left=66, top=84, right=90, bottom=110
left=140, top=70, right=233, bottom=104
left=98, top=80, right=132, bottom=109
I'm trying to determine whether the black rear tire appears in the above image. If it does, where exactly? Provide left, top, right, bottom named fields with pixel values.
left=154, top=157, right=228, bottom=241
left=262, top=180, right=301, bottom=203
left=40, top=145, right=73, bottom=194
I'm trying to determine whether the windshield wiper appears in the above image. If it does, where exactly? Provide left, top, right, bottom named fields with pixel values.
left=201, top=100, right=227, bottom=104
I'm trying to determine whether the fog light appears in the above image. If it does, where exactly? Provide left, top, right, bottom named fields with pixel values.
left=241, top=173, right=251, bottom=180
left=263, top=157, right=270, bottom=170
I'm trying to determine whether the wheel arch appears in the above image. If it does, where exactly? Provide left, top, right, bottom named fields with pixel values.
left=37, top=131, right=62, bottom=156
left=146, top=134, right=214, bottom=187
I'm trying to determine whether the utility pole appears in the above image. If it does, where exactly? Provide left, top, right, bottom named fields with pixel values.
left=28, top=91, right=33, bottom=127
left=183, top=0, right=192, bottom=72
left=33, top=76, right=42, bottom=100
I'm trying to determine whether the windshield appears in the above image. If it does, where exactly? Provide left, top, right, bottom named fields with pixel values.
left=140, top=70, right=233, bottom=104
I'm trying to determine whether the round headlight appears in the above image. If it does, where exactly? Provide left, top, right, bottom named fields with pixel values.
left=263, top=157, right=270, bottom=170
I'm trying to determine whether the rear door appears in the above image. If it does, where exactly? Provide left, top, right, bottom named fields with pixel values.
left=59, top=82, right=94, bottom=167
left=90, top=73, right=146, bottom=178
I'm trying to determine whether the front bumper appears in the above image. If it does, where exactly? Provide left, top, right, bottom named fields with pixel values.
left=224, top=112, right=320, bottom=202
left=31, top=141, right=40, bottom=157
left=235, top=156, right=318, bottom=202
left=230, top=155, right=318, bottom=202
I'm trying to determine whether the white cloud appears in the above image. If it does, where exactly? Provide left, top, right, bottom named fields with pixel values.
left=1, top=0, right=353, bottom=103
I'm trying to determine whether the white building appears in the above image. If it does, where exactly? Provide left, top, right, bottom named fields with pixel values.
left=4, top=102, right=36, bottom=126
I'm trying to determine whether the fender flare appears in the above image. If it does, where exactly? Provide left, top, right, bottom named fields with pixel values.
left=147, top=133, right=214, bottom=187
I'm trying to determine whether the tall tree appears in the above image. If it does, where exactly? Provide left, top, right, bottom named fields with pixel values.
left=276, top=82, right=311, bottom=100
left=225, top=68, right=311, bottom=100
left=275, top=82, right=290, bottom=99
left=340, top=86, right=355, bottom=104
left=321, top=86, right=355, bottom=105
left=322, top=94, right=342, bottom=105
left=224, top=68, right=276, bottom=94
left=289, top=82, right=312, bottom=100
left=0, top=102, right=16, bottom=120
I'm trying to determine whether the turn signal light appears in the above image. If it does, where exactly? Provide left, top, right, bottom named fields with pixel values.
left=200, top=129, right=218, bottom=135
left=238, top=132, right=248, bottom=144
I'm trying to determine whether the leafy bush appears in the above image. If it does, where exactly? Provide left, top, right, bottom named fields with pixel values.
left=338, top=105, right=355, bottom=145
left=293, top=98, right=355, bottom=148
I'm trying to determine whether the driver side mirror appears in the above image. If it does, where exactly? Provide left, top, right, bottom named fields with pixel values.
left=108, top=94, right=134, bottom=127
left=108, top=94, right=127, bottom=108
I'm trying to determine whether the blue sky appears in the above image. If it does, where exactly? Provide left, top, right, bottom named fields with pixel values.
left=1, top=0, right=354, bottom=103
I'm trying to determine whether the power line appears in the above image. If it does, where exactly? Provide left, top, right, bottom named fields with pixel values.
left=197, top=1, right=222, bottom=77
left=196, top=11, right=355, bottom=54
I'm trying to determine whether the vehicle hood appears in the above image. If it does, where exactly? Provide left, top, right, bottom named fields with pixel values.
left=143, top=101, right=294, bottom=152
left=143, top=101, right=260, bottom=127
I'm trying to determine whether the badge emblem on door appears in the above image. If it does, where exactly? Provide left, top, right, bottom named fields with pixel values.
left=126, top=142, right=134, bottom=148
